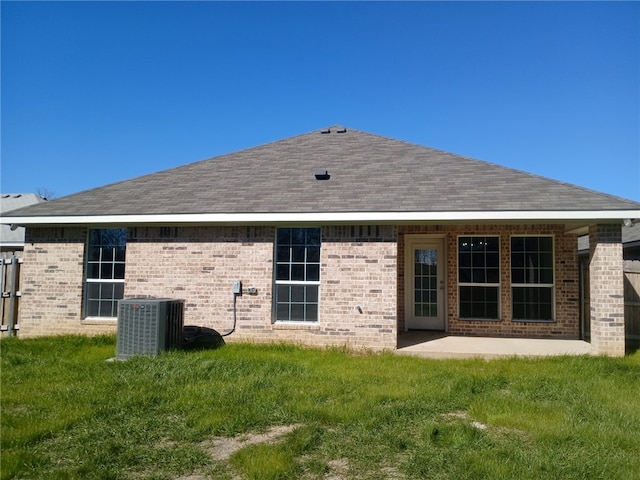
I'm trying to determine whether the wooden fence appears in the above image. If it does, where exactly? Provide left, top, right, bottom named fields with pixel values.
left=624, top=260, right=640, bottom=344
left=1, top=255, right=21, bottom=336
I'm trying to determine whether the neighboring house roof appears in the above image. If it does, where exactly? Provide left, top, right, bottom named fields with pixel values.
left=4, top=127, right=640, bottom=227
left=578, top=224, right=640, bottom=253
left=624, top=224, right=640, bottom=246
left=0, top=194, right=46, bottom=247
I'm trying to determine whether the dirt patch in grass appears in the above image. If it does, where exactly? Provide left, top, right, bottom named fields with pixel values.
left=441, top=410, right=469, bottom=420
left=174, top=425, right=302, bottom=479
left=200, top=424, right=301, bottom=461
left=440, top=410, right=530, bottom=438
left=324, top=458, right=350, bottom=480
left=321, top=457, right=405, bottom=480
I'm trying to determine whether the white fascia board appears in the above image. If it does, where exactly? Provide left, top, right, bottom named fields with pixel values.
left=0, top=242, right=24, bottom=247
left=4, top=210, right=639, bottom=226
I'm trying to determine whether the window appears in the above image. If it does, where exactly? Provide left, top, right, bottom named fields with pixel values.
left=274, top=228, right=320, bottom=322
left=84, top=229, right=127, bottom=318
left=511, top=236, right=554, bottom=321
left=458, top=236, right=500, bottom=320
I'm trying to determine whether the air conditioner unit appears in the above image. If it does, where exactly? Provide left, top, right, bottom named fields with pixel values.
left=116, top=298, right=184, bottom=360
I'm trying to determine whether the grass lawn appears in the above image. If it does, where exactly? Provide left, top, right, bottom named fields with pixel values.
left=1, top=335, right=639, bottom=480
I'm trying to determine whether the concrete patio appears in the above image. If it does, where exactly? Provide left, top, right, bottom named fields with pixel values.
left=396, top=331, right=593, bottom=359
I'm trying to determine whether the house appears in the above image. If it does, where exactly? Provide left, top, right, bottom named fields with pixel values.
left=4, top=127, right=639, bottom=356
left=0, top=193, right=45, bottom=258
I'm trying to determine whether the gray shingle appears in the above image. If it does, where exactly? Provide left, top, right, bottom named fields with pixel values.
left=5, top=127, right=640, bottom=218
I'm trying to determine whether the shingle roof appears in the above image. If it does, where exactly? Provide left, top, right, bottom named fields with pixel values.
left=5, top=127, right=640, bottom=219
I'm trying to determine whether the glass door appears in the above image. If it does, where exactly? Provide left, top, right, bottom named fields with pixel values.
left=405, top=238, right=445, bottom=330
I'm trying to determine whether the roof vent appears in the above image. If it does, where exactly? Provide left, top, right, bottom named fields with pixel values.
left=320, top=128, right=331, bottom=134
left=314, top=169, right=330, bottom=180
left=336, top=128, right=347, bottom=134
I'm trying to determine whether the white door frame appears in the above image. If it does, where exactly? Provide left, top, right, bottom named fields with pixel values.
left=404, top=235, right=447, bottom=331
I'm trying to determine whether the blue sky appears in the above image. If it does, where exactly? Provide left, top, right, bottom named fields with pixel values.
left=2, top=1, right=639, bottom=201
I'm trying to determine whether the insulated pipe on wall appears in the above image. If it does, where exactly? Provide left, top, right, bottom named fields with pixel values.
left=220, top=294, right=237, bottom=337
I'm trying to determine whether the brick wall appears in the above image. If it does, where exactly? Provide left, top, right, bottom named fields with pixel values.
left=126, top=225, right=398, bottom=350
left=318, top=225, right=397, bottom=350
left=19, top=227, right=117, bottom=337
left=589, top=224, right=624, bottom=356
left=19, top=222, right=584, bottom=346
left=19, top=225, right=398, bottom=349
left=125, top=226, right=275, bottom=339
left=398, top=224, right=580, bottom=339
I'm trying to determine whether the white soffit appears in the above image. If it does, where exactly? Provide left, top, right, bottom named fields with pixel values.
left=4, top=210, right=639, bottom=226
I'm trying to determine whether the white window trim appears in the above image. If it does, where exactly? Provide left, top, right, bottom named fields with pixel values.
left=457, top=235, right=501, bottom=321
left=510, top=234, right=556, bottom=322
left=85, top=278, right=126, bottom=283
left=275, top=280, right=321, bottom=286
left=273, top=227, right=321, bottom=324
left=82, top=317, right=118, bottom=324
left=83, top=229, right=127, bottom=319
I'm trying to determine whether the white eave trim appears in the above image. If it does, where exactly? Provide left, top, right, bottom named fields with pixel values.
left=3, top=210, right=640, bottom=226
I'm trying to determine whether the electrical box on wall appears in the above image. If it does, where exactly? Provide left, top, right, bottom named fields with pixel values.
left=232, top=280, right=242, bottom=295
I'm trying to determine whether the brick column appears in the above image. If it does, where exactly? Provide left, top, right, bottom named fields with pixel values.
left=589, top=224, right=625, bottom=356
